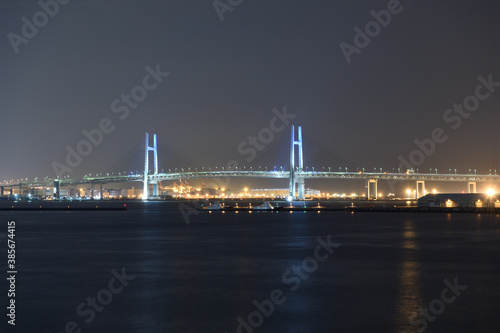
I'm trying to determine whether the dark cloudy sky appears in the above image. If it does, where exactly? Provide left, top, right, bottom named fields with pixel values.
left=1, top=0, right=499, bottom=188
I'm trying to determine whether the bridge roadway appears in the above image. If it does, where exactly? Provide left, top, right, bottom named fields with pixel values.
left=2, top=171, right=500, bottom=189
left=148, top=171, right=500, bottom=183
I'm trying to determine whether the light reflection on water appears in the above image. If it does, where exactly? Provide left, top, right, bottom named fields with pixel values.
left=395, top=219, right=423, bottom=333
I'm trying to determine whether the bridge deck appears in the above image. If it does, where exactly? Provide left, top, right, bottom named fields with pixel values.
left=2, top=171, right=499, bottom=188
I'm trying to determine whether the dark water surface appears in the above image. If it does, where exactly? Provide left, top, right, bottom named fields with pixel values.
left=2, top=201, right=500, bottom=332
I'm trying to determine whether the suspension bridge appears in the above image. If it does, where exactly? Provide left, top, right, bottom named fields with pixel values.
left=1, top=125, right=499, bottom=200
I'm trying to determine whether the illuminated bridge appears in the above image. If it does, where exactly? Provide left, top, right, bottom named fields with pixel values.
left=2, top=126, right=499, bottom=200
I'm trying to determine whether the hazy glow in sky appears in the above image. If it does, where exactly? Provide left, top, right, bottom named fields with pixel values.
left=1, top=0, right=499, bottom=192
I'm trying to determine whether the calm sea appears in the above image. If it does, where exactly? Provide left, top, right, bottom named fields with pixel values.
left=2, top=201, right=500, bottom=332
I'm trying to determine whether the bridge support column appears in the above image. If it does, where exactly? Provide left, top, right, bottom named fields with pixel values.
left=152, top=182, right=158, bottom=197
left=90, top=183, right=94, bottom=200
left=99, top=184, right=103, bottom=200
left=53, top=180, right=60, bottom=200
left=367, top=179, right=378, bottom=199
left=416, top=181, right=425, bottom=198
left=1, top=186, right=4, bottom=196
left=289, top=125, right=304, bottom=200
left=468, top=182, right=476, bottom=194
left=297, top=178, right=305, bottom=200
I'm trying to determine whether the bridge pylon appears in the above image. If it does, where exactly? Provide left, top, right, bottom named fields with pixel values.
left=143, top=133, right=158, bottom=199
left=468, top=182, right=477, bottom=194
left=367, top=179, right=378, bottom=199
left=289, top=125, right=305, bottom=200
left=416, top=180, right=426, bottom=198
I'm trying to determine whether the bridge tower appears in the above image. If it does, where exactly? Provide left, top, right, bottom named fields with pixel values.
left=143, top=133, right=158, bottom=199
left=289, top=125, right=305, bottom=200
left=367, top=179, right=378, bottom=199
left=416, top=180, right=426, bottom=198
left=468, top=182, right=477, bottom=194
left=53, top=179, right=60, bottom=200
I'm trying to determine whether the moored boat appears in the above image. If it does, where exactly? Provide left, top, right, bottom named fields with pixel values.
left=252, top=201, right=274, bottom=211
left=206, top=201, right=224, bottom=211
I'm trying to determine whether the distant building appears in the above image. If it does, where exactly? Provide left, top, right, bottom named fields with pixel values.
left=418, top=193, right=500, bottom=208
left=121, top=187, right=143, bottom=198
left=105, top=189, right=122, bottom=198
left=249, top=188, right=320, bottom=198
left=250, top=189, right=289, bottom=197
left=305, top=189, right=321, bottom=197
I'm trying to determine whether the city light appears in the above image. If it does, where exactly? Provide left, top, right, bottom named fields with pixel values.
left=486, top=188, right=496, bottom=196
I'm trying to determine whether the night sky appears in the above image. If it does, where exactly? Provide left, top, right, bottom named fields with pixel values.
left=1, top=0, right=499, bottom=192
